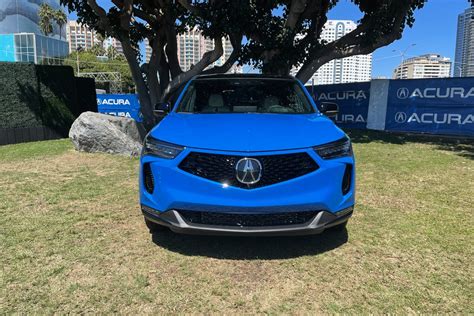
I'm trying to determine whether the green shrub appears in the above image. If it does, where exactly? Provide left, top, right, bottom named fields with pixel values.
left=0, top=62, right=96, bottom=136
left=0, top=63, right=43, bottom=129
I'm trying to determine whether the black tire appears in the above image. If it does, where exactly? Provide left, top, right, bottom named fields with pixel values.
left=144, top=217, right=167, bottom=233
left=328, top=220, right=348, bottom=232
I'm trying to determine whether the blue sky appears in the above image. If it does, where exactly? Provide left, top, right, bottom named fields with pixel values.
left=70, top=0, right=470, bottom=78
left=327, top=0, right=470, bottom=77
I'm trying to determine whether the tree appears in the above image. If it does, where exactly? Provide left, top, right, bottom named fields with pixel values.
left=61, top=0, right=472, bottom=130
left=38, top=4, right=67, bottom=40
left=63, top=49, right=135, bottom=93
left=54, top=9, right=67, bottom=40
left=38, top=3, right=55, bottom=37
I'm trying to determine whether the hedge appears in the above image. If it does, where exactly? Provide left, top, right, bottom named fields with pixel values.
left=0, top=63, right=43, bottom=129
left=0, top=62, right=97, bottom=140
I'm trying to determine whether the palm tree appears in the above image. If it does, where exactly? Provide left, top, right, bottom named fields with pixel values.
left=38, top=3, right=54, bottom=37
left=54, top=9, right=67, bottom=40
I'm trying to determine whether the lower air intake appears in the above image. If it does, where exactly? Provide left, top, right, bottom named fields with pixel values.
left=178, top=210, right=319, bottom=227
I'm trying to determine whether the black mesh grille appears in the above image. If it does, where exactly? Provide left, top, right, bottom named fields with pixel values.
left=178, top=152, right=318, bottom=189
left=143, top=163, right=154, bottom=193
left=179, top=210, right=319, bottom=227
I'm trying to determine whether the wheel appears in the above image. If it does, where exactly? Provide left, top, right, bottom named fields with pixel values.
left=328, top=220, right=348, bottom=232
left=144, top=217, right=167, bottom=233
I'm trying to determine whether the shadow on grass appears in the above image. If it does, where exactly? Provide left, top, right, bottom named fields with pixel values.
left=151, top=228, right=348, bottom=260
left=347, top=129, right=474, bottom=160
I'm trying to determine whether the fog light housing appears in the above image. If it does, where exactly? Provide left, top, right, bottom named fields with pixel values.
left=342, top=164, right=353, bottom=195
left=143, top=163, right=154, bottom=193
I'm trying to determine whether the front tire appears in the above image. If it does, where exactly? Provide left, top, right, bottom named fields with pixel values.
left=144, top=217, right=167, bottom=233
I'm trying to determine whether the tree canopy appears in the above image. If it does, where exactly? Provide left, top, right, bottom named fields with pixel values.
left=61, top=0, right=472, bottom=129
left=39, top=3, right=67, bottom=40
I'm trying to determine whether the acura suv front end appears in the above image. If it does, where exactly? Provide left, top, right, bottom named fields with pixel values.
left=139, top=74, right=355, bottom=236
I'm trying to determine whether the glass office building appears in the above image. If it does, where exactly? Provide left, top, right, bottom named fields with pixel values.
left=0, top=0, right=69, bottom=64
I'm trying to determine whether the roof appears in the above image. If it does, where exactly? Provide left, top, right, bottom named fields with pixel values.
left=194, top=73, right=295, bottom=80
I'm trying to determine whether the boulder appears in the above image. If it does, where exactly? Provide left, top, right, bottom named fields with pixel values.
left=69, top=112, right=146, bottom=156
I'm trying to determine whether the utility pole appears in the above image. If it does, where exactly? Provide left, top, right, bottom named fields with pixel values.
left=76, top=46, right=83, bottom=75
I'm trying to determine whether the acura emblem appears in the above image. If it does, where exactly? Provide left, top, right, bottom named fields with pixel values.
left=397, top=87, right=409, bottom=99
left=395, top=111, right=407, bottom=123
left=235, top=158, right=262, bottom=184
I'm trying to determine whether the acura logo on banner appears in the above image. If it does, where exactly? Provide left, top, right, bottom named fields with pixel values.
left=397, top=88, right=410, bottom=99
left=395, top=112, right=407, bottom=123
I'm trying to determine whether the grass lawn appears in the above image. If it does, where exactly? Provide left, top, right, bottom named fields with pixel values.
left=1, top=131, right=473, bottom=313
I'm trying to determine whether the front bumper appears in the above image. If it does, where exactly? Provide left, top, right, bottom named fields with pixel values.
left=140, top=145, right=355, bottom=236
left=142, top=205, right=353, bottom=236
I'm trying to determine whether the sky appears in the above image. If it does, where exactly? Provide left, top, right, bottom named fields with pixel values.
left=327, top=0, right=470, bottom=78
left=68, top=0, right=471, bottom=78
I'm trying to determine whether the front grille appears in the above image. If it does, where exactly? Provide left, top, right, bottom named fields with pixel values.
left=179, top=210, right=319, bottom=227
left=178, top=152, right=318, bottom=189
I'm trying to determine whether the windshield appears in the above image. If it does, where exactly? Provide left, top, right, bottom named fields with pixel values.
left=176, top=78, right=315, bottom=114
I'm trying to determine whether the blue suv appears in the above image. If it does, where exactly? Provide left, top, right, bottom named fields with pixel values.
left=140, top=74, right=355, bottom=236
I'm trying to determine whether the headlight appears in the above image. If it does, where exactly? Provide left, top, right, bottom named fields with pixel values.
left=313, top=136, right=352, bottom=159
left=142, top=136, right=184, bottom=159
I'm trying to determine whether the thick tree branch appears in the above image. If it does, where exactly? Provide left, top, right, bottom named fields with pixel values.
left=296, top=1, right=411, bottom=82
left=203, top=33, right=242, bottom=74
left=86, top=0, right=112, bottom=32
left=176, top=0, right=203, bottom=16
left=164, top=24, right=183, bottom=78
left=146, top=37, right=163, bottom=105
left=285, top=0, right=308, bottom=30
left=162, top=38, right=224, bottom=100
left=121, top=36, right=154, bottom=128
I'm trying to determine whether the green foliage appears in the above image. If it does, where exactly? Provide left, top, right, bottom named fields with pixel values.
left=0, top=63, right=43, bottom=129
left=63, top=49, right=134, bottom=93
left=0, top=63, right=96, bottom=134
left=54, top=9, right=68, bottom=40
left=39, top=3, right=68, bottom=39
left=38, top=3, right=55, bottom=36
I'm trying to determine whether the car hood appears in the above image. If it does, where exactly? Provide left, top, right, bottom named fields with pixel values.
left=150, top=113, right=345, bottom=152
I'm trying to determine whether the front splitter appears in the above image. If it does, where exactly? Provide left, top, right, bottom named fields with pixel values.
left=142, top=205, right=353, bottom=236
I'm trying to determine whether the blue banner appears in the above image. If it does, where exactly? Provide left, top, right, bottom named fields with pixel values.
left=385, top=79, right=474, bottom=137
left=97, top=94, right=143, bottom=122
left=307, top=82, right=370, bottom=129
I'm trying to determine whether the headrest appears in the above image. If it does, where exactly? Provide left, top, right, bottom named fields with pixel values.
left=264, top=96, right=280, bottom=107
left=208, top=94, right=224, bottom=107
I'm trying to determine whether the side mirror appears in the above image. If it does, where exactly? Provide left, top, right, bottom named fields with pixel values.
left=154, top=102, right=170, bottom=115
left=319, top=102, right=339, bottom=118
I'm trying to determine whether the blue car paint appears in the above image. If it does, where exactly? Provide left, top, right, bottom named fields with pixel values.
left=140, top=77, right=355, bottom=216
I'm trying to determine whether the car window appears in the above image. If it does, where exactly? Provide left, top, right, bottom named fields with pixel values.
left=176, top=78, right=315, bottom=114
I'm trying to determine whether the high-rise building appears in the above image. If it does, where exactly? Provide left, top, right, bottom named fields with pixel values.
left=392, top=54, right=451, bottom=79
left=0, top=0, right=68, bottom=64
left=177, top=28, right=241, bottom=73
left=454, top=7, right=474, bottom=77
left=66, top=20, right=100, bottom=52
left=291, top=20, right=372, bottom=85
left=104, top=37, right=123, bottom=55
left=144, top=38, right=152, bottom=63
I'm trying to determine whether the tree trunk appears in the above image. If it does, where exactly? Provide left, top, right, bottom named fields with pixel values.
left=147, top=38, right=162, bottom=106
left=121, top=38, right=154, bottom=129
